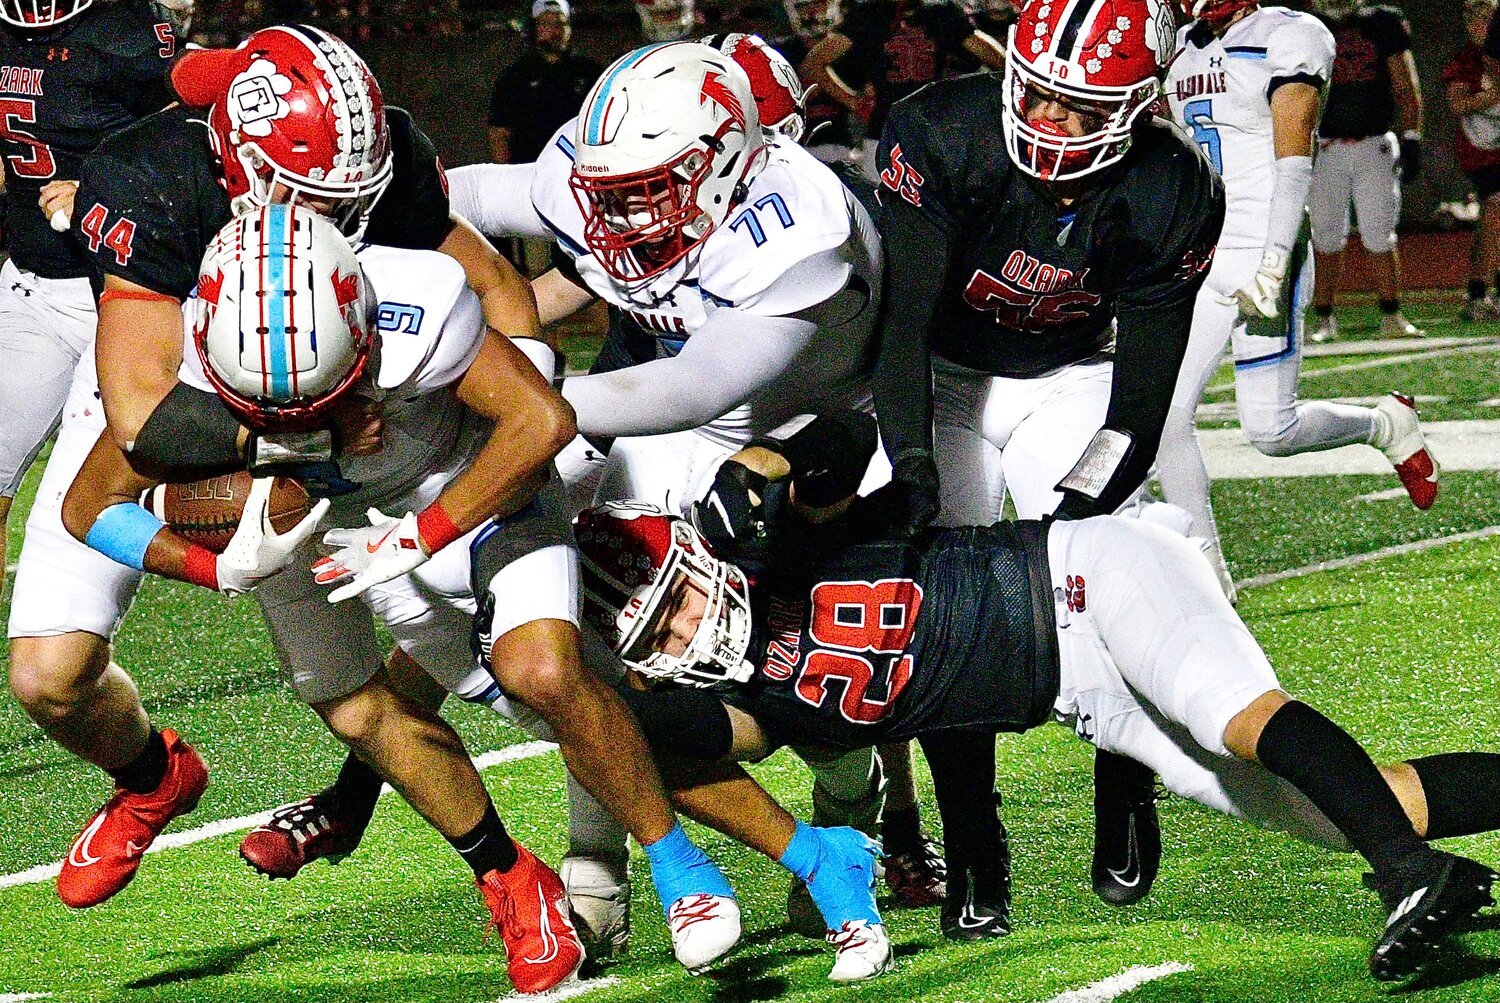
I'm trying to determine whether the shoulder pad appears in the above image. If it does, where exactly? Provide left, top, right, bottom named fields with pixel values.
left=356, top=246, right=471, bottom=389
left=696, top=142, right=853, bottom=309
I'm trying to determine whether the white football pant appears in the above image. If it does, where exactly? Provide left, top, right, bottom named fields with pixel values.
left=1309, top=133, right=1401, bottom=255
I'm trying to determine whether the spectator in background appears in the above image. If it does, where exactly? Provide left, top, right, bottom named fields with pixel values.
left=805, top=0, right=1004, bottom=182
left=489, top=0, right=602, bottom=165
left=769, top=0, right=857, bottom=166
left=1448, top=0, right=1500, bottom=322
left=1306, top=0, right=1425, bottom=342
left=636, top=0, right=697, bottom=41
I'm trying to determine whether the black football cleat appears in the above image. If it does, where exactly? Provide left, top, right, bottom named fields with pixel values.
left=940, top=862, right=1010, bottom=941
left=1369, top=851, right=1497, bottom=982
left=1091, top=749, right=1162, bottom=906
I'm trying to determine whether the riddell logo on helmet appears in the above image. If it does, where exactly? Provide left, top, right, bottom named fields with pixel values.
left=575, top=163, right=610, bottom=174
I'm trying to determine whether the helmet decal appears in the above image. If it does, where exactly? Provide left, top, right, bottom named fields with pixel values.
left=699, top=70, right=748, bottom=132
left=225, top=58, right=293, bottom=142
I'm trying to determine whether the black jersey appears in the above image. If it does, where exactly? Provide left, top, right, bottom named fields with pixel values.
left=0, top=0, right=174, bottom=279
left=724, top=516, right=1057, bottom=751
left=830, top=0, right=976, bottom=137
left=871, top=73, right=1223, bottom=515
left=72, top=103, right=454, bottom=299
left=1317, top=5, right=1410, bottom=140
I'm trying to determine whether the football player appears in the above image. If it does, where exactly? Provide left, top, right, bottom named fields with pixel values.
left=1306, top=0, right=1425, bottom=342
left=63, top=204, right=762, bottom=983
left=1159, top=0, right=1438, bottom=599
left=579, top=409, right=1500, bottom=985
left=868, top=0, right=1224, bottom=915
left=0, top=0, right=176, bottom=581
left=764, top=0, right=860, bottom=166
left=1445, top=0, right=1500, bottom=323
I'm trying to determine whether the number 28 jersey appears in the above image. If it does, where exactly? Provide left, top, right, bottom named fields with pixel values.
left=1165, top=9, right=1333, bottom=251
left=727, top=521, right=1060, bottom=750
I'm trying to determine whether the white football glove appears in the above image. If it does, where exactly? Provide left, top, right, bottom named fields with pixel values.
left=1234, top=248, right=1288, bottom=320
left=216, top=477, right=331, bottom=597
left=314, top=508, right=430, bottom=604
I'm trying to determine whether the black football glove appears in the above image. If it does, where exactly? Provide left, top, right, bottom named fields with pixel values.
left=866, top=452, right=941, bottom=538
left=1399, top=133, right=1422, bottom=182
left=692, top=460, right=770, bottom=554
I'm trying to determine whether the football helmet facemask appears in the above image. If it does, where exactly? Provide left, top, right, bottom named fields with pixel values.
left=1001, top=0, right=1172, bottom=182
left=576, top=502, right=755, bottom=689
left=194, top=204, right=376, bottom=431
left=571, top=42, right=766, bottom=284
left=0, top=0, right=91, bottom=29
left=176, top=26, right=394, bottom=241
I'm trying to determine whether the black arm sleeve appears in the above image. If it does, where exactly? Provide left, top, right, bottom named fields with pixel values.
left=1489, top=6, right=1500, bottom=62
left=131, top=382, right=244, bottom=479
left=872, top=195, right=951, bottom=466
left=616, top=686, right=735, bottom=761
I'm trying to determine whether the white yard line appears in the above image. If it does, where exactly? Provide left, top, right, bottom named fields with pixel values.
left=490, top=976, right=618, bottom=1003
left=1303, top=335, right=1499, bottom=357
left=0, top=994, right=52, bottom=1002
left=0, top=741, right=558, bottom=892
left=1041, top=962, right=1193, bottom=1003
left=1349, top=487, right=1414, bottom=503
left=1236, top=526, right=1500, bottom=591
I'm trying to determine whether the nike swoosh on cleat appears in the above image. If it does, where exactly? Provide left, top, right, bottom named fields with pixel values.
left=1106, top=816, right=1141, bottom=887
left=957, top=886, right=990, bottom=929
left=68, top=813, right=107, bottom=868
left=524, top=882, right=562, bottom=965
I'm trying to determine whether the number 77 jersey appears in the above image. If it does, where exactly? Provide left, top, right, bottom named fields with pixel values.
left=1164, top=7, right=1334, bottom=250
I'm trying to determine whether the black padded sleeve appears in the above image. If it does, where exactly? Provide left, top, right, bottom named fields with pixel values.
left=363, top=108, right=457, bottom=252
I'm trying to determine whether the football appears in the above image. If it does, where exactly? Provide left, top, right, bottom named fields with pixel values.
left=143, top=471, right=311, bottom=554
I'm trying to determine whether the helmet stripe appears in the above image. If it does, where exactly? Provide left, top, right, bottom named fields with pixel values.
left=265, top=204, right=291, bottom=399
left=1055, top=0, right=1104, bottom=62
left=584, top=43, right=672, bottom=145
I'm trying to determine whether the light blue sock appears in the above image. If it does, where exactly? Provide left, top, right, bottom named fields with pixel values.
left=777, top=821, right=822, bottom=883
left=785, top=825, right=883, bottom=929
left=641, top=823, right=735, bottom=916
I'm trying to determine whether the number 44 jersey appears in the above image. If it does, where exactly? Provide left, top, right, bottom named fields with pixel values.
left=1165, top=8, right=1334, bottom=251
left=727, top=522, right=1061, bottom=751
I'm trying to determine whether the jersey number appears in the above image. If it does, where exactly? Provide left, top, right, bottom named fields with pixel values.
left=0, top=98, right=56, bottom=180
left=728, top=193, right=795, bottom=247
left=154, top=22, right=176, bottom=58
left=79, top=203, right=137, bottom=267
left=1182, top=99, right=1223, bottom=173
left=794, top=579, right=922, bottom=725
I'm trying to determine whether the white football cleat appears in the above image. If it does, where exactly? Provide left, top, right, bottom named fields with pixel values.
left=1374, top=392, right=1439, bottom=510
left=1378, top=310, right=1425, bottom=339
left=827, top=920, right=894, bottom=982
left=561, top=854, right=631, bottom=960
left=1310, top=312, right=1337, bottom=343
left=667, top=893, right=741, bottom=973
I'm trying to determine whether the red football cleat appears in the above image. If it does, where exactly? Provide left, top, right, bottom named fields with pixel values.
left=239, top=796, right=366, bottom=879
left=884, top=833, right=947, bottom=908
left=477, top=843, right=585, bottom=993
left=57, top=728, right=208, bottom=909
left=1377, top=393, right=1439, bottom=510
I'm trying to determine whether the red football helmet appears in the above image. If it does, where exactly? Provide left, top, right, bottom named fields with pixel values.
left=1001, top=0, right=1175, bottom=181
left=0, top=0, right=90, bottom=29
left=173, top=26, right=393, bottom=241
left=576, top=502, right=755, bottom=688
left=703, top=33, right=811, bottom=143
left=1178, top=0, right=1257, bottom=27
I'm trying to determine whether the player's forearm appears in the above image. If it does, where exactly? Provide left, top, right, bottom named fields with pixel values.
left=439, top=218, right=544, bottom=341
left=1390, top=52, right=1423, bottom=134
left=94, top=292, right=189, bottom=453
left=561, top=310, right=817, bottom=437
left=872, top=198, right=948, bottom=465
left=1448, top=81, right=1500, bottom=116
left=1263, top=156, right=1313, bottom=257
left=963, top=31, right=1006, bottom=70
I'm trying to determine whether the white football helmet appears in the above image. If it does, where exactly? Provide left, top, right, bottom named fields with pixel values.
left=576, top=502, right=755, bottom=688
left=571, top=42, right=766, bottom=284
left=194, top=204, right=376, bottom=430
left=636, top=0, right=695, bottom=41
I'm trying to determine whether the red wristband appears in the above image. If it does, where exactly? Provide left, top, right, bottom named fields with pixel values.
left=416, top=503, right=463, bottom=554
left=182, top=544, right=221, bottom=591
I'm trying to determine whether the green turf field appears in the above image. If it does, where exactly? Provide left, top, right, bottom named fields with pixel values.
left=3, top=301, right=1500, bottom=1003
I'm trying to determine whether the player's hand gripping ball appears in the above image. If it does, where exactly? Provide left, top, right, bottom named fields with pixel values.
left=143, top=471, right=311, bottom=553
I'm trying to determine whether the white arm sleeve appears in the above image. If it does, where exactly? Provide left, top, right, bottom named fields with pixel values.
left=561, top=309, right=819, bottom=437
left=1265, top=154, right=1313, bottom=256
left=445, top=163, right=549, bottom=240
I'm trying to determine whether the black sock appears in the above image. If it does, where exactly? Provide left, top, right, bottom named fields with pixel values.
left=919, top=730, right=1002, bottom=877
left=882, top=805, right=922, bottom=856
left=1255, top=701, right=1426, bottom=877
left=447, top=801, right=518, bottom=879
left=108, top=727, right=169, bottom=795
left=1378, top=298, right=1400, bottom=315
left=1314, top=303, right=1334, bottom=319
left=1408, top=753, right=1500, bottom=840
left=318, top=752, right=383, bottom=830
left=1470, top=279, right=1488, bottom=301
left=1492, top=269, right=1500, bottom=294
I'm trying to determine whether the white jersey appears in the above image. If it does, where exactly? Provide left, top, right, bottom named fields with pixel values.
left=532, top=119, right=881, bottom=444
left=1166, top=8, right=1334, bottom=249
left=181, top=244, right=488, bottom=523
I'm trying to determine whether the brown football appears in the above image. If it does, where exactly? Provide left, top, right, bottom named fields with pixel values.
left=143, top=472, right=311, bottom=554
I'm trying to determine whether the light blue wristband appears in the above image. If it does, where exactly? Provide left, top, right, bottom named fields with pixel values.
left=85, top=503, right=165, bottom=571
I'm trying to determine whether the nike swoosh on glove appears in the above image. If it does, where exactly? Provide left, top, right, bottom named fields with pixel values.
left=1234, top=248, right=1288, bottom=320
left=216, top=478, right=331, bottom=597
left=313, top=508, right=429, bottom=603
